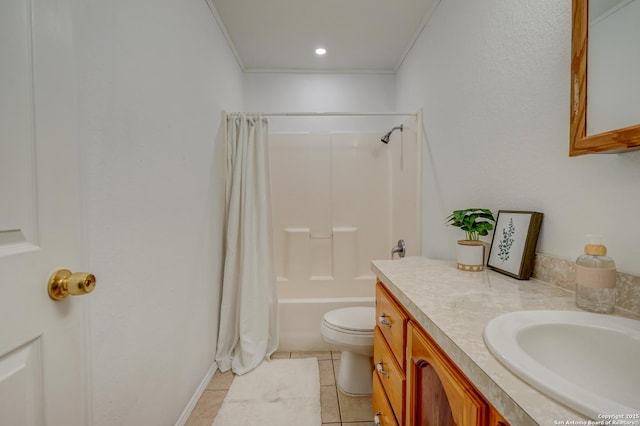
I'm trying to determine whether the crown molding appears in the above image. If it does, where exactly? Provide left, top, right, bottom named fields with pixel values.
left=204, top=0, right=246, bottom=72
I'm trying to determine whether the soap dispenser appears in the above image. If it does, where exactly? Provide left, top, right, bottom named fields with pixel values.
left=575, top=234, right=616, bottom=313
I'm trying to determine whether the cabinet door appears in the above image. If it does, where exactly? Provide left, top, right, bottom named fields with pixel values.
left=406, top=323, right=488, bottom=426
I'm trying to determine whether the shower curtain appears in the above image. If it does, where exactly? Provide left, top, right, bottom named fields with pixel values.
left=215, top=113, right=279, bottom=375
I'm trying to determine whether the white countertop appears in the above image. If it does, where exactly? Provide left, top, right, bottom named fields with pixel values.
left=371, top=256, right=639, bottom=426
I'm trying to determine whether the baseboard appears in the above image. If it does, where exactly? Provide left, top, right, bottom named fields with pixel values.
left=174, top=361, right=218, bottom=426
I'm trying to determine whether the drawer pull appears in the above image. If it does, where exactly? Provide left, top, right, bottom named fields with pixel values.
left=374, top=412, right=381, bottom=426
left=376, top=361, right=390, bottom=378
left=378, top=314, right=392, bottom=327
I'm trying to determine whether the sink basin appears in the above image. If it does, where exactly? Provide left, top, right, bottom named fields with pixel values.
left=484, top=310, right=640, bottom=419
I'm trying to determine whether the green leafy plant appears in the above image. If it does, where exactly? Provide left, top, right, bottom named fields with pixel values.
left=445, top=208, right=496, bottom=241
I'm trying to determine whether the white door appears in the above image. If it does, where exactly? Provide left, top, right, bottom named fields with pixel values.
left=1, top=0, right=89, bottom=425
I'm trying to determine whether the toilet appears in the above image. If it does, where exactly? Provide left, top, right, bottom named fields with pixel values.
left=320, top=306, right=376, bottom=395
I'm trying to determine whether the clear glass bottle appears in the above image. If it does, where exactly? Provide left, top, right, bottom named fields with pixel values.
left=575, top=234, right=616, bottom=313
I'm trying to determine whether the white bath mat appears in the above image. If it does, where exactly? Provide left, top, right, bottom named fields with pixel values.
left=212, top=358, right=321, bottom=426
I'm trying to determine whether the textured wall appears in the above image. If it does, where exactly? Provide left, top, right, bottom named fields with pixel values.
left=74, top=0, right=243, bottom=424
left=244, top=72, right=395, bottom=113
left=243, top=72, right=398, bottom=132
left=396, top=0, right=640, bottom=275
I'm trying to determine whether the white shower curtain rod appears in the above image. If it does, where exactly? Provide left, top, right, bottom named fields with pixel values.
left=227, top=111, right=417, bottom=117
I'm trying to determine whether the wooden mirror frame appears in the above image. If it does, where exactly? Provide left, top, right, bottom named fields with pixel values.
left=570, top=0, right=640, bottom=156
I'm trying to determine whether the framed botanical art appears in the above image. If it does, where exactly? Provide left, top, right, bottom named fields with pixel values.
left=487, top=211, right=543, bottom=280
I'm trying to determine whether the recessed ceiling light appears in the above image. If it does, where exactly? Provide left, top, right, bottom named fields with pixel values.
left=315, top=48, right=327, bottom=55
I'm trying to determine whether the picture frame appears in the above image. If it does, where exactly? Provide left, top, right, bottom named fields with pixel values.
left=487, top=210, right=543, bottom=280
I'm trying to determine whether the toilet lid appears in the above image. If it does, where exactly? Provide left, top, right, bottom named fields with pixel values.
left=323, top=307, right=376, bottom=332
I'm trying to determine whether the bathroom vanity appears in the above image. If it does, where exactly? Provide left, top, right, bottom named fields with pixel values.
left=370, top=256, right=627, bottom=425
left=373, top=281, right=507, bottom=426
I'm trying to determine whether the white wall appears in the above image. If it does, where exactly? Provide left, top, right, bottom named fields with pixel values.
left=396, top=0, right=640, bottom=275
left=244, top=72, right=395, bottom=113
left=243, top=72, right=398, bottom=132
left=74, top=0, right=243, bottom=424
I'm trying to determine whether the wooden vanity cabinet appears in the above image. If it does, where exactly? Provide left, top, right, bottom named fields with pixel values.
left=374, top=281, right=509, bottom=426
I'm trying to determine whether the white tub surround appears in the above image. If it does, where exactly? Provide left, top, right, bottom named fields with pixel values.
left=371, top=256, right=640, bottom=426
left=269, top=128, right=420, bottom=301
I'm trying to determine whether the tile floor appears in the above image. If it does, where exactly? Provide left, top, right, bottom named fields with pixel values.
left=185, top=351, right=374, bottom=426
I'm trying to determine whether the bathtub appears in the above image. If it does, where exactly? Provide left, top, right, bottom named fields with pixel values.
left=277, top=296, right=375, bottom=351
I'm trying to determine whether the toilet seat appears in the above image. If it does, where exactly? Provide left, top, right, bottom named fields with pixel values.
left=322, top=307, right=376, bottom=333
left=322, top=320, right=373, bottom=336
left=320, top=307, right=375, bottom=351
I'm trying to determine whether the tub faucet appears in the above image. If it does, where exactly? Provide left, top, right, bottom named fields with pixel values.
left=391, top=240, right=406, bottom=259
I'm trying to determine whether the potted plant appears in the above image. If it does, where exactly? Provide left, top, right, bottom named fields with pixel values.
left=445, top=208, right=495, bottom=272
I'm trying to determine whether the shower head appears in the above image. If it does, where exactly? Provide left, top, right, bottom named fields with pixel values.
left=381, top=125, right=403, bottom=144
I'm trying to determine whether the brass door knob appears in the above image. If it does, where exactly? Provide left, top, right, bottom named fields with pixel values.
left=48, top=269, right=96, bottom=301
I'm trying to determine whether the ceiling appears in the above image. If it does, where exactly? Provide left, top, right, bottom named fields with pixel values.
left=207, top=0, right=440, bottom=73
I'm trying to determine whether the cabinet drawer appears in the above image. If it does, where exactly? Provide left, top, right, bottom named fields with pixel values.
left=372, top=371, right=399, bottom=426
left=375, top=282, right=408, bottom=368
left=374, top=327, right=405, bottom=422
